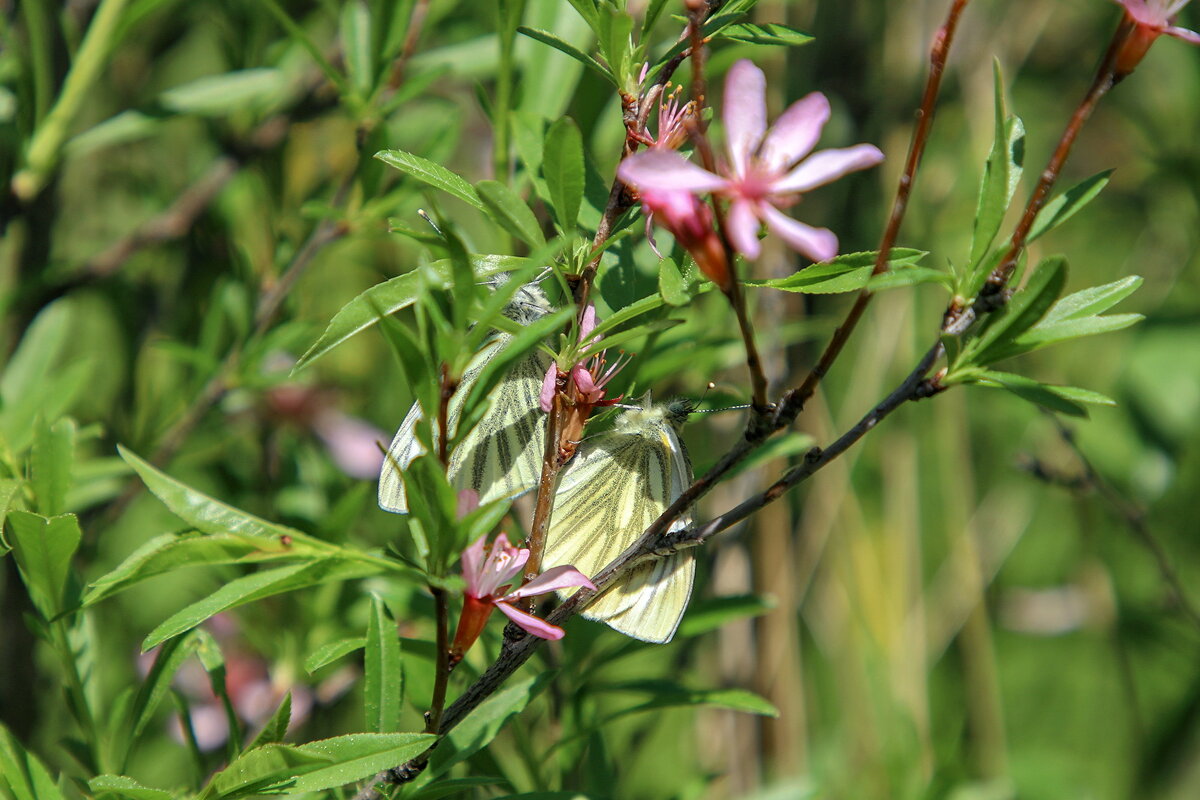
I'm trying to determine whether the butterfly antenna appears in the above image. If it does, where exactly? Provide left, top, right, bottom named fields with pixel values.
left=417, top=208, right=445, bottom=238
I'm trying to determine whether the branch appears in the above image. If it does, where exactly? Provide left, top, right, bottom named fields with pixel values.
left=789, top=0, right=970, bottom=414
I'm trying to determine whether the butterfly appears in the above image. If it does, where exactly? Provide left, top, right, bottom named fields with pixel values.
left=377, top=283, right=553, bottom=513
left=541, top=397, right=696, bottom=643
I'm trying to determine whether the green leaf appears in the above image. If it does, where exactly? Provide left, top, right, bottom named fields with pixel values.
left=598, top=680, right=779, bottom=719
left=128, top=632, right=203, bottom=741
left=744, top=249, right=928, bottom=294
left=1028, top=170, right=1112, bottom=243
left=305, top=637, right=367, bottom=674
left=968, top=63, right=1024, bottom=272
left=246, top=692, right=292, bottom=750
left=294, top=255, right=528, bottom=371
left=159, top=69, right=287, bottom=116
left=224, top=733, right=432, bottom=794
left=31, top=417, right=75, bottom=517
left=142, top=559, right=382, bottom=651
left=717, top=21, right=814, bottom=46
left=476, top=180, right=546, bottom=247
left=543, top=117, right=584, bottom=235
left=965, top=370, right=1116, bottom=417
left=83, top=532, right=277, bottom=607
left=364, top=595, right=404, bottom=733
left=1035, top=274, right=1142, bottom=323
left=340, top=1, right=375, bottom=96
left=867, top=266, right=954, bottom=292
left=118, top=447, right=315, bottom=546
left=964, top=255, right=1067, bottom=366
left=0, top=723, right=66, bottom=800
left=658, top=257, right=690, bottom=306
left=375, top=149, right=484, bottom=211
left=88, top=775, right=173, bottom=800
left=594, top=5, right=633, bottom=85
left=5, top=511, right=81, bottom=618
left=427, top=675, right=548, bottom=779
left=516, top=26, right=614, bottom=86
left=677, top=594, right=777, bottom=638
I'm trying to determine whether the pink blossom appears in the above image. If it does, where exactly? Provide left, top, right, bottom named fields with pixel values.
left=639, top=188, right=730, bottom=289
left=619, top=59, right=884, bottom=264
left=1112, top=1, right=1200, bottom=74
left=451, top=534, right=595, bottom=658
left=1114, top=0, right=1199, bottom=39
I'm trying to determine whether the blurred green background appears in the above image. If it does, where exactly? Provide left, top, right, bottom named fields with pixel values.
left=2, top=1, right=1199, bottom=798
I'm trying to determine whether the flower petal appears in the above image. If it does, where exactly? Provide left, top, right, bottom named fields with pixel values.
left=618, top=150, right=727, bottom=194
left=503, top=565, right=597, bottom=600
left=494, top=601, right=565, bottom=640
left=772, top=144, right=884, bottom=195
left=726, top=198, right=763, bottom=259
left=572, top=364, right=597, bottom=395
left=1167, top=25, right=1200, bottom=44
left=540, top=364, right=558, bottom=413
left=760, top=92, right=830, bottom=172
left=723, top=60, right=767, bottom=177
left=760, top=204, right=838, bottom=263
left=579, top=304, right=598, bottom=342
left=477, top=534, right=529, bottom=597
left=460, top=534, right=489, bottom=598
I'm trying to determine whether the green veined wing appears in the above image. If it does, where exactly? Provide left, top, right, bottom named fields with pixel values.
left=542, top=400, right=696, bottom=643
left=378, top=285, right=553, bottom=513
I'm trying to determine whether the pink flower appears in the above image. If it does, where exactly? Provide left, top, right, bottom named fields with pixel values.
left=450, top=534, right=595, bottom=660
left=619, top=59, right=884, bottom=263
left=539, top=305, right=628, bottom=462
left=1112, top=1, right=1200, bottom=75
left=639, top=188, right=730, bottom=290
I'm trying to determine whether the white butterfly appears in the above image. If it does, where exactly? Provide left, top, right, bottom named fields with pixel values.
left=541, top=398, right=696, bottom=643
left=377, top=284, right=553, bottom=513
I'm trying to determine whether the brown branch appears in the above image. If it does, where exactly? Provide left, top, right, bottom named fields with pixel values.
left=386, top=0, right=432, bottom=91
left=790, top=0, right=970, bottom=413
left=80, top=156, right=239, bottom=278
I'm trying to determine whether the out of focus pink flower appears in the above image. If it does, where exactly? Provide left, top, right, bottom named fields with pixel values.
left=312, top=410, right=387, bottom=479
left=1111, top=1, right=1200, bottom=75
left=620, top=59, right=883, bottom=264
left=450, top=533, right=594, bottom=663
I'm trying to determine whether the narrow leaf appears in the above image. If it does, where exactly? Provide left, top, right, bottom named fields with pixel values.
left=246, top=692, right=292, bottom=750
left=967, top=255, right=1067, bottom=365
left=294, top=255, right=528, bottom=371
left=5, top=511, right=82, bottom=618
left=476, top=180, right=546, bottom=247
left=304, top=637, right=366, bottom=674
left=142, top=559, right=381, bottom=651
left=428, top=676, right=548, bottom=779
left=340, top=1, right=375, bottom=96
left=288, top=733, right=438, bottom=792
left=1028, top=170, right=1112, bottom=243
left=677, top=594, right=776, bottom=638
left=375, top=150, right=484, bottom=211
left=88, top=775, right=173, bottom=800
left=31, top=417, right=75, bottom=517
left=542, top=117, right=584, bottom=235
left=717, top=21, right=814, bottom=46
left=516, top=26, right=614, bottom=86
left=363, top=595, right=404, bottom=733
left=658, top=258, right=690, bottom=306
left=744, top=248, right=927, bottom=294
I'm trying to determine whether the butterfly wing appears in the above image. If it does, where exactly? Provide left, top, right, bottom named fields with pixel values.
left=378, top=336, right=550, bottom=514
left=446, top=343, right=550, bottom=505
left=543, top=410, right=696, bottom=643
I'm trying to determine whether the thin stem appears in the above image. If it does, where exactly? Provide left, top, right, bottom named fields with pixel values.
left=791, top=0, right=969, bottom=412
left=386, top=0, right=432, bottom=91
left=426, top=587, right=451, bottom=733
left=51, top=619, right=102, bottom=770
left=523, top=396, right=564, bottom=591
left=13, top=0, right=132, bottom=201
